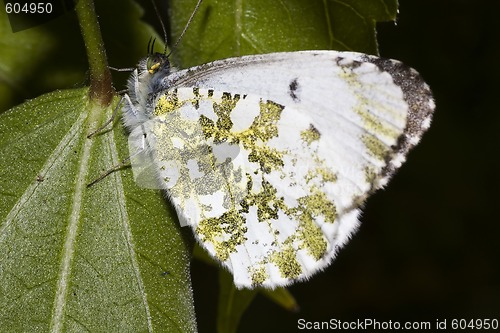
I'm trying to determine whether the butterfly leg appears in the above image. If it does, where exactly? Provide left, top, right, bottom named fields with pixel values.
left=87, top=95, right=125, bottom=138
left=87, top=124, right=150, bottom=188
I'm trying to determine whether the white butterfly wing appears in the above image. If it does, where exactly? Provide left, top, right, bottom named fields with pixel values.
left=146, top=51, right=434, bottom=288
left=168, top=51, right=434, bottom=188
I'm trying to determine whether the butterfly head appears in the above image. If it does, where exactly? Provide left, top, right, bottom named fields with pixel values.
left=146, top=52, right=170, bottom=75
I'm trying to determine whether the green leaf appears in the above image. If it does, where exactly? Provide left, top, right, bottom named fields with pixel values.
left=0, top=0, right=164, bottom=113
left=0, top=0, right=197, bottom=329
left=0, top=88, right=196, bottom=331
left=193, top=242, right=217, bottom=265
left=217, top=270, right=257, bottom=333
left=168, top=0, right=398, bottom=68
left=0, top=6, right=74, bottom=113
left=260, top=288, right=300, bottom=313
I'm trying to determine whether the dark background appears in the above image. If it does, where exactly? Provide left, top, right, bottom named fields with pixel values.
left=191, top=1, right=500, bottom=332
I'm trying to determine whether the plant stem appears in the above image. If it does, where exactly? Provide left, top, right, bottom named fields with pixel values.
left=75, top=0, right=114, bottom=106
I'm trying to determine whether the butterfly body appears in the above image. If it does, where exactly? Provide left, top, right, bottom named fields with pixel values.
left=122, top=51, right=434, bottom=289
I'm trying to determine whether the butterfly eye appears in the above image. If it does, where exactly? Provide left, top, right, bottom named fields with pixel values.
left=147, top=57, right=161, bottom=74
left=147, top=54, right=169, bottom=74
left=148, top=62, right=161, bottom=74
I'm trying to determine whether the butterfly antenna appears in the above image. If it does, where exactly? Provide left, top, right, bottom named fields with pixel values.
left=149, top=0, right=169, bottom=53
left=147, top=36, right=153, bottom=54
left=151, top=38, right=157, bottom=53
left=166, top=0, right=203, bottom=57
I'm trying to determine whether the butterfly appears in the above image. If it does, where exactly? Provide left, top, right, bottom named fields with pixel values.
left=121, top=50, right=434, bottom=289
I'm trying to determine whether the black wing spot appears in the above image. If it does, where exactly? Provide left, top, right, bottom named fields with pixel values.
left=289, top=78, right=300, bottom=102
